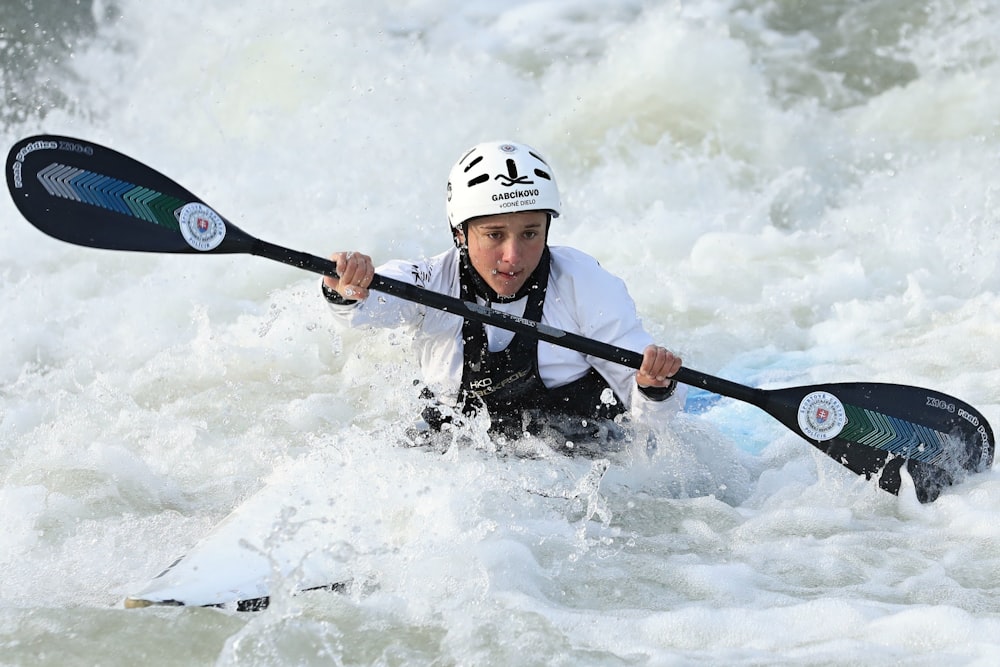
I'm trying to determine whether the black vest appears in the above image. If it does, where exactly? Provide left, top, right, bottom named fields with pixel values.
left=425, top=250, right=627, bottom=441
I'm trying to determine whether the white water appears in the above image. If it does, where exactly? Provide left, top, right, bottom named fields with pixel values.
left=2, top=0, right=1000, bottom=664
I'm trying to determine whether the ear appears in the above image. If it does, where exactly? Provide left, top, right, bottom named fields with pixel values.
left=452, top=224, right=467, bottom=249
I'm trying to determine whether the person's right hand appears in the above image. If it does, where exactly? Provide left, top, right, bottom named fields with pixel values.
left=324, top=251, right=375, bottom=301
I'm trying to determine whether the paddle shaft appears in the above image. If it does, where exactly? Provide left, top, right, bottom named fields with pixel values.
left=250, top=237, right=761, bottom=405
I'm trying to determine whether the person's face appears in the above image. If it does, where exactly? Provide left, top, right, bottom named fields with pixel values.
left=458, top=210, right=548, bottom=297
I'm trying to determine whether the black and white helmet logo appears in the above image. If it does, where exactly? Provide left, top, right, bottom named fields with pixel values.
left=494, top=158, right=534, bottom=187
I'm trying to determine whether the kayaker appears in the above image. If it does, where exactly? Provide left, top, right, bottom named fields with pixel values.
left=321, top=140, right=685, bottom=448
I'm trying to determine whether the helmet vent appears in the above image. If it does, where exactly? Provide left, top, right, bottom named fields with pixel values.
left=463, top=155, right=483, bottom=172
left=534, top=169, right=552, bottom=181
left=467, top=174, right=489, bottom=187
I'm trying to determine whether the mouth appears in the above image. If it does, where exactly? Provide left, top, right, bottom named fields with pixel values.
left=490, top=268, right=523, bottom=291
left=492, top=268, right=521, bottom=280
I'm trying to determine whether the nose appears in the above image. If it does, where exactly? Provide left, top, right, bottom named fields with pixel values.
left=500, top=237, right=522, bottom=265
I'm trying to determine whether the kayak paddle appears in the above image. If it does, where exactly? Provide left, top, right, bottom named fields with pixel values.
left=7, top=135, right=994, bottom=502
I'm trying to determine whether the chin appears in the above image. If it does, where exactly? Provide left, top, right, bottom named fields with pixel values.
left=491, top=283, right=521, bottom=297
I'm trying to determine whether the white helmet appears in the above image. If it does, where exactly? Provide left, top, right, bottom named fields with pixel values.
left=446, top=140, right=561, bottom=229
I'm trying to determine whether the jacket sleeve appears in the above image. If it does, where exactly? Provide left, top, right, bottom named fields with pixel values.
left=548, top=248, right=686, bottom=421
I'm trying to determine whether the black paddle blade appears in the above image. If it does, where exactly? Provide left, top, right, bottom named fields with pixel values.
left=6, top=135, right=255, bottom=254
left=761, top=382, right=994, bottom=502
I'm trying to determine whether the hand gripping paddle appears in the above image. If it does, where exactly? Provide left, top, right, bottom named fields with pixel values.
left=7, top=135, right=994, bottom=502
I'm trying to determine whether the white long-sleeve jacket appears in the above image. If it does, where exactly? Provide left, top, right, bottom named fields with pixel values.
left=326, top=245, right=686, bottom=423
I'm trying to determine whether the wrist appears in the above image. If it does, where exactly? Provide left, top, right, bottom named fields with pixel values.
left=638, top=380, right=677, bottom=401
left=321, top=280, right=358, bottom=305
